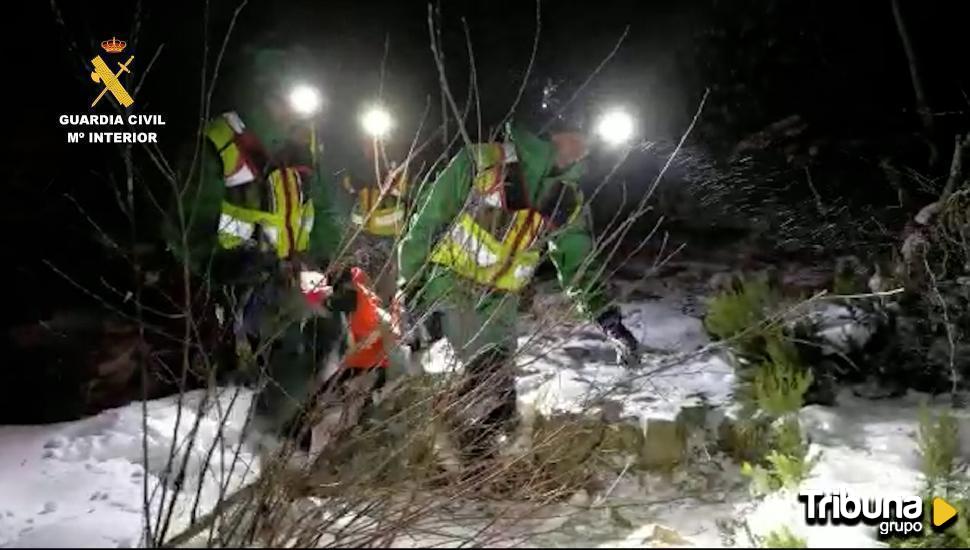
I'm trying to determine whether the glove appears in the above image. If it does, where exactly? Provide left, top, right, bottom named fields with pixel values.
left=596, top=308, right=640, bottom=368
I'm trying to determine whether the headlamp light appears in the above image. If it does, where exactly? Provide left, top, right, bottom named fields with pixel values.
left=288, top=84, right=322, bottom=118
left=361, top=105, right=393, bottom=138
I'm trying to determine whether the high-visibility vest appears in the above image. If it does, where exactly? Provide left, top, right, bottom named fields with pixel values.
left=428, top=143, right=579, bottom=292
left=344, top=267, right=396, bottom=368
left=350, top=170, right=408, bottom=237
left=351, top=186, right=406, bottom=237
left=206, top=112, right=315, bottom=259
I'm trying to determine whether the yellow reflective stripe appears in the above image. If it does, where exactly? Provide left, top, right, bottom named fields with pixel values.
left=430, top=243, right=539, bottom=290
left=206, top=112, right=256, bottom=186
left=450, top=217, right=501, bottom=266
left=295, top=201, right=314, bottom=251
left=470, top=143, right=503, bottom=171
left=218, top=233, right=246, bottom=250
left=353, top=186, right=406, bottom=236
left=205, top=116, right=234, bottom=151
left=216, top=205, right=256, bottom=251
left=206, top=116, right=240, bottom=178
left=429, top=210, right=543, bottom=290
left=220, top=201, right=273, bottom=225
left=268, top=169, right=291, bottom=256
left=372, top=208, right=404, bottom=227
left=507, top=210, right=543, bottom=254
left=265, top=167, right=310, bottom=257
left=208, top=112, right=318, bottom=258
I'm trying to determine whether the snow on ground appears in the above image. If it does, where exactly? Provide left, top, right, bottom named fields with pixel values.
left=514, top=299, right=734, bottom=421
left=0, top=388, right=258, bottom=548
left=424, top=290, right=735, bottom=422
left=1, top=282, right=968, bottom=548
left=418, top=288, right=970, bottom=548
left=743, top=390, right=970, bottom=548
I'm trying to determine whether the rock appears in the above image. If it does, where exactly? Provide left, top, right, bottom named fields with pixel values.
left=639, top=417, right=687, bottom=470
left=851, top=376, right=905, bottom=400
left=791, top=302, right=883, bottom=356
left=644, top=524, right=692, bottom=546
left=802, top=361, right=840, bottom=406
left=707, top=271, right=745, bottom=294
left=567, top=489, right=591, bottom=508
left=609, top=506, right=635, bottom=529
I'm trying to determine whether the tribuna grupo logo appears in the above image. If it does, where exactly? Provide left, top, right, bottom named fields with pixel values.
left=799, top=489, right=958, bottom=537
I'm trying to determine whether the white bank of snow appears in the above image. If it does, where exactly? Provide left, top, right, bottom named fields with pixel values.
left=0, top=388, right=258, bottom=548
left=742, top=391, right=970, bottom=548
left=425, top=298, right=735, bottom=421
left=1, top=293, right=967, bottom=548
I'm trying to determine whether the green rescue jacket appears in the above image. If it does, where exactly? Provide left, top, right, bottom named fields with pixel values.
left=166, top=106, right=344, bottom=277
left=398, top=124, right=609, bottom=318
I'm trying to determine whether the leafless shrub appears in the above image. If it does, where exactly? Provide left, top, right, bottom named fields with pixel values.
left=45, top=1, right=725, bottom=547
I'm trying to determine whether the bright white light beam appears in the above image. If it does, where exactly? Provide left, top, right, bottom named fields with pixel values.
left=595, top=109, right=636, bottom=146
left=361, top=106, right=394, bottom=138
left=289, top=84, right=322, bottom=117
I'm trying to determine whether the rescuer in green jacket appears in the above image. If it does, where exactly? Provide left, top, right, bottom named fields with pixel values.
left=170, top=50, right=344, bottom=278
left=165, top=48, right=351, bottom=446
left=396, top=123, right=640, bottom=462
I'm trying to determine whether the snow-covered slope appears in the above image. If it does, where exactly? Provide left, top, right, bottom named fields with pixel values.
left=743, top=391, right=970, bottom=548
left=0, top=388, right=258, bottom=548
left=1, top=285, right=967, bottom=548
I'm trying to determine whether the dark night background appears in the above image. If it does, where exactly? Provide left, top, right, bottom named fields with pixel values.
left=3, top=1, right=970, bottom=420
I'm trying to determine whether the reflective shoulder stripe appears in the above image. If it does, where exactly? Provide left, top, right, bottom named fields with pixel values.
left=564, top=183, right=585, bottom=225
left=223, top=111, right=245, bottom=133
left=372, top=208, right=404, bottom=227
left=483, top=190, right=503, bottom=207
left=218, top=213, right=255, bottom=240
left=221, top=201, right=271, bottom=224
left=502, top=142, right=518, bottom=163
left=513, top=263, right=535, bottom=282
left=302, top=203, right=315, bottom=232
left=450, top=221, right=500, bottom=266
left=262, top=225, right=279, bottom=246
left=206, top=113, right=254, bottom=186
left=471, top=143, right=504, bottom=171
left=225, top=164, right=256, bottom=187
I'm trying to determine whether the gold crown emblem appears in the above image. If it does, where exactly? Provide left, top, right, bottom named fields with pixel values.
left=101, top=37, right=127, bottom=53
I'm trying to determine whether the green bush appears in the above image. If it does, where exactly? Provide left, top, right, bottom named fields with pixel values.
left=753, top=338, right=814, bottom=417
left=740, top=415, right=818, bottom=495
left=720, top=417, right=773, bottom=464
left=889, top=408, right=969, bottom=548
left=707, top=276, right=819, bottom=497
left=739, top=345, right=817, bottom=495
left=741, top=441, right=819, bottom=494
left=888, top=498, right=970, bottom=549
left=917, top=407, right=959, bottom=493
left=762, top=525, right=807, bottom=548
left=704, top=278, right=780, bottom=357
